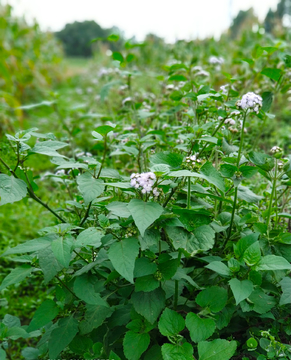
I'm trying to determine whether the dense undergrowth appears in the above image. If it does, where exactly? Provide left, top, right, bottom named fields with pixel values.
left=0, top=4, right=291, bottom=360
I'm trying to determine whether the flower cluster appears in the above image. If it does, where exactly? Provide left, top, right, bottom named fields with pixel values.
left=236, top=92, right=262, bottom=113
left=184, top=154, right=202, bottom=170
left=130, top=172, right=158, bottom=195
left=225, top=118, right=236, bottom=125
left=209, top=56, right=224, bottom=65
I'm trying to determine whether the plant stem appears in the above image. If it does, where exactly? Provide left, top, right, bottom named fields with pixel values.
left=174, top=250, right=182, bottom=310
left=226, top=110, right=247, bottom=242
left=187, top=177, right=191, bottom=209
left=266, top=159, right=277, bottom=235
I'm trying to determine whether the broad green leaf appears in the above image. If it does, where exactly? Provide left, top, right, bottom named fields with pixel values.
left=205, top=261, right=231, bottom=277
left=6, top=327, right=29, bottom=340
left=2, top=234, right=56, bottom=256
left=21, top=347, right=39, bottom=360
left=150, top=152, right=183, bottom=169
left=48, top=317, right=79, bottom=359
left=79, top=305, right=113, bottom=334
left=69, top=335, right=93, bottom=356
left=0, top=347, right=5, bottom=359
left=135, top=275, right=159, bottom=292
left=158, top=308, right=185, bottom=336
left=229, top=278, right=254, bottom=305
left=112, top=51, right=124, bottom=63
left=234, top=233, right=259, bottom=260
left=196, top=286, right=228, bottom=313
left=248, top=288, right=276, bottom=314
left=27, top=300, right=59, bottom=332
left=222, top=138, right=239, bottom=155
left=161, top=342, right=193, bottom=360
left=186, top=313, right=215, bottom=343
left=165, top=225, right=215, bottom=255
left=3, top=314, right=20, bottom=328
left=38, top=246, right=63, bottom=284
left=144, top=345, right=163, bottom=360
left=30, top=141, right=68, bottom=157
left=200, top=162, right=225, bottom=192
left=131, top=288, right=165, bottom=324
left=255, top=255, right=291, bottom=271
left=77, top=173, right=105, bottom=204
left=169, top=74, right=187, bottom=81
left=95, top=124, right=116, bottom=136
left=239, top=166, right=258, bottom=178
left=0, top=265, right=32, bottom=291
left=0, top=174, right=27, bottom=206
left=220, top=164, right=237, bottom=178
left=243, top=241, right=261, bottom=266
left=108, top=237, right=139, bottom=283
left=74, top=227, right=103, bottom=248
left=198, top=339, right=237, bottom=360
left=109, top=350, right=122, bottom=360
left=106, top=201, right=131, bottom=218
left=279, top=277, right=291, bottom=306
left=237, top=185, right=263, bottom=202
left=134, top=257, right=157, bottom=277
left=73, top=274, right=108, bottom=306
left=261, top=91, right=273, bottom=112
left=261, top=68, right=283, bottom=82
left=123, top=331, right=150, bottom=360
left=127, top=199, right=164, bottom=236
left=248, top=151, right=274, bottom=172
left=51, top=235, right=73, bottom=268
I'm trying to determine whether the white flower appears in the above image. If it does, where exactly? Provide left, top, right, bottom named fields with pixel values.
left=209, top=56, right=224, bottom=65
left=225, top=118, right=236, bottom=125
left=130, top=172, right=157, bottom=194
left=270, top=146, right=282, bottom=154
left=220, top=85, right=229, bottom=95
left=236, top=92, right=262, bottom=113
left=122, top=97, right=132, bottom=105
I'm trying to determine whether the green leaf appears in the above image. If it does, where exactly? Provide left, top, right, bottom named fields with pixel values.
left=185, top=313, right=216, bottom=343
left=112, top=51, right=124, bottom=63
left=73, top=274, right=108, bottom=306
left=134, top=257, right=157, bottom=277
left=150, top=152, right=183, bottom=169
left=234, top=233, right=259, bottom=260
left=0, top=174, right=27, bottom=206
left=243, top=241, right=261, bottom=266
left=48, top=317, right=79, bottom=359
left=123, top=331, right=150, bottom=360
left=69, top=335, right=93, bottom=356
left=127, top=199, right=164, bottom=236
left=109, top=351, right=122, bottom=360
left=158, top=308, right=185, bottom=336
left=21, top=347, right=39, bottom=360
left=27, top=300, right=59, bottom=332
left=261, top=91, right=273, bottom=112
left=107, top=33, right=119, bottom=41
left=74, top=227, right=103, bottom=248
left=161, top=342, right=193, bottom=360
left=198, top=339, right=237, bottom=360
left=38, top=246, right=63, bottom=284
left=255, top=255, right=291, bottom=271
left=222, top=138, right=239, bottom=155
left=135, top=275, right=160, bottom=292
left=2, top=234, right=55, bottom=256
left=239, top=166, right=258, bottom=178
left=131, top=288, right=165, bottom=324
left=95, top=124, right=116, bottom=136
left=106, top=201, right=131, bottom=218
left=165, top=225, right=215, bottom=255
left=0, top=265, right=32, bottom=291
left=249, top=151, right=274, bottom=172
left=79, top=305, right=113, bottom=334
left=220, top=164, right=237, bottom=178
left=196, top=286, right=228, bottom=313
left=169, top=74, right=187, bottom=81
left=51, top=235, right=73, bottom=268
left=205, top=261, right=231, bottom=277
left=261, top=68, right=283, bottom=82
left=247, top=288, right=276, bottom=314
left=279, top=277, right=291, bottom=306
left=108, top=237, right=139, bottom=283
left=0, top=347, right=5, bottom=359
left=200, top=162, right=225, bottom=192
left=30, top=140, right=68, bottom=157
left=77, top=173, right=105, bottom=204
left=6, top=327, right=29, bottom=340
left=170, top=90, right=184, bottom=101
left=237, top=185, right=263, bottom=203
left=229, top=278, right=254, bottom=305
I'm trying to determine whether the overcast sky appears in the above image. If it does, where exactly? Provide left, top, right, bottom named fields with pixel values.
left=5, top=0, right=279, bottom=42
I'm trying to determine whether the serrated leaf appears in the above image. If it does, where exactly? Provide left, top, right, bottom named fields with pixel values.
left=127, top=199, right=164, bottom=236
left=38, top=246, right=63, bottom=284
left=0, top=174, right=27, bottom=206
left=196, top=286, right=228, bottom=313
left=237, top=185, right=263, bottom=203
left=150, top=152, right=183, bottom=169
left=51, top=235, right=73, bottom=268
left=27, top=300, right=59, bottom=332
left=0, top=265, right=32, bottom=291
left=198, top=339, right=237, bottom=360
left=205, top=261, right=231, bottom=277
left=161, top=342, right=193, bottom=360
left=30, top=141, right=68, bottom=157
left=131, top=288, right=165, bottom=324
left=123, top=331, right=150, bottom=360
left=106, top=201, right=131, bottom=218
left=229, top=278, right=254, bottom=305
left=158, top=308, right=185, bottom=336
left=261, top=68, right=283, bottom=82
left=200, top=162, right=225, bottom=192
left=185, top=313, right=216, bottom=343
left=74, top=227, right=103, bottom=248
left=255, top=255, right=291, bottom=271
left=73, top=274, right=108, bottom=306
left=77, top=173, right=105, bottom=204
left=108, top=237, right=139, bottom=283
left=79, top=305, right=113, bottom=334
left=243, top=241, right=261, bottom=266
left=48, top=317, right=79, bottom=359
left=2, top=234, right=56, bottom=256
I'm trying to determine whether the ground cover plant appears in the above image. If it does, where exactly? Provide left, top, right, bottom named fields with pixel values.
left=0, top=5, right=291, bottom=360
